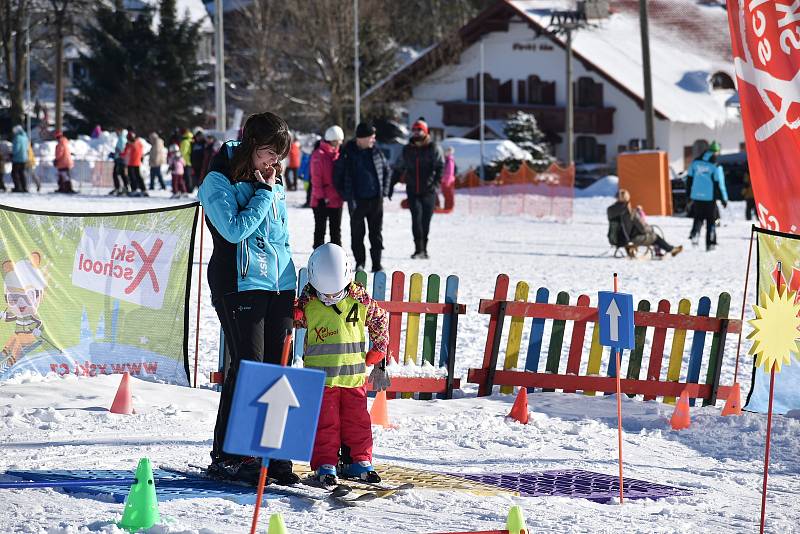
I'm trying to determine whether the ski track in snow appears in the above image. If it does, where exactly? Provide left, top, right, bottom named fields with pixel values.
left=1, top=187, right=798, bottom=533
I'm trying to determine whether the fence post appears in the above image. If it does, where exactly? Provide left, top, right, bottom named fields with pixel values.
left=483, top=301, right=507, bottom=396
left=705, top=318, right=729, bottom=407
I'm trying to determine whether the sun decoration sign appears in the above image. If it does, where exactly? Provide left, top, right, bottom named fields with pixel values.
left=747, top=286, right=800, bottom=373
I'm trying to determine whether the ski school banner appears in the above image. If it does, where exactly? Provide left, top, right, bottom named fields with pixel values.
left=746, top=226, right=800, bottom=414
left=0, top=202, right=199, bottom=385
left=726, top=1, right=800, bottom=233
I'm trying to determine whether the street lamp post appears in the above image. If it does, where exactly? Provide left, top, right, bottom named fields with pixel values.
left=214, top=0, right=226, bottom=131
left=354, top=0, right=360, bottom=126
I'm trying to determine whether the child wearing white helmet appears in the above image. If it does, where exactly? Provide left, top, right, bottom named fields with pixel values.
left=294, top=243, right=390, bottom=486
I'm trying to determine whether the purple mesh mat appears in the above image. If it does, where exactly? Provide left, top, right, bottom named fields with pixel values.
left=455, top=470, right=690, bottom=503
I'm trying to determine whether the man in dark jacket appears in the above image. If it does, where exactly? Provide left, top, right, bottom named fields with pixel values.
left=333, top=122, right=391, bottom=272
left=392, top=119, right=444, bottom=259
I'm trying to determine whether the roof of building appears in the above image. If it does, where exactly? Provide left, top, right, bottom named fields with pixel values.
left=365, top=0, right=738, bottom=128
left=124, top=0, right=213, bottom=32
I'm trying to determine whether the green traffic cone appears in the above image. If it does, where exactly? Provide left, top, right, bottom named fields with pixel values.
left=506, top=505, right=526, bottom=534
left=118, top=458, right=160, bottom=532
left=268, top=513, right=288, bottom=534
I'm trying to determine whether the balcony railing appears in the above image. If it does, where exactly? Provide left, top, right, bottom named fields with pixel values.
left=439, top=100, right=615, bottom=135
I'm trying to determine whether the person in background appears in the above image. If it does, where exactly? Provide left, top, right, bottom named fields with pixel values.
left=687, top=140, right=728, bottom=251
left=111, top=126, right=129, bottom=196
left=191, top=130, right=206, bottom=192
left=310, top=125, right=344, bottom=249
left=10, top=125, right=29, bottom=193
left=197, top=112, right=299, bottom=486
left=286, top=136, right=301, bottom=191
left=0, top=138, right=8, bottom=191
left=26, top=140, right=40, bottom=192
left=148, top=132, right=167, bottom=191
left=91, top=124, right=102, bottom=138
left=742, top=164, right=755, bottom=221
left=122, top=130, right=147, bottom=197
left=54, top=131, right=75, bottom=194
left=168, top=143, right=187, bottom=198
left=607, top=189, right=682, bottom=258
left=180, top=128, right=194, bottom=192
left=200, top=135, right=218, bottom=185
left=334, top=122, right=391, bottom=273
left=392, top=119, right=444, bottom=259
left=299, top=140, right=317, bottom=208
left=438, top=146, right=456, bottom=211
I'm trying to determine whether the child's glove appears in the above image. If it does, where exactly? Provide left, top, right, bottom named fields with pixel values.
left=293, top=306, right=305, bottom=322
left=365, top=348, right=385, bottom=366
left=368, top=362, right=391, bottom=392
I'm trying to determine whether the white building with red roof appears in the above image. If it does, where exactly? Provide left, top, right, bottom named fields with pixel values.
left=365, top=0, right=744, bottom=172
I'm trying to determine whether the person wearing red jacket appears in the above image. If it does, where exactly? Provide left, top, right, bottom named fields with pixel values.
left=285, top=137, right=301, bottom=191
left=121, top=130, right=147, bottom=196
left=310, top=125, right=345, bottom=249
left=54, top=131, right=75, bottom=194
left=294, top=244, right=390, bottom=486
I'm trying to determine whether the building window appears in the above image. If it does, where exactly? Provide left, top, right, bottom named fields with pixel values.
left=576, top=77, right=603, bottom=107
left=576, top=135, right=606, bottom=163
left=466, top=73, right=508, bottom=103
left=711, top=71, right=735, bottom=90
left=517, top=75, right=556, bottom=105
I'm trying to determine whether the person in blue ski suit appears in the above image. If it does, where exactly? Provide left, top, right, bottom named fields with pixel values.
left=197, top=112, right=300, bottom=487
left=11, top=126, right=29, bottom=192
left=687, top=141, right=728, bottom=251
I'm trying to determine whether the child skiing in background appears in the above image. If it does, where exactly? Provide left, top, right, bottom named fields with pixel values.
left=294, top=243, right=391, bottom=486
left=168, top=143, right=187, bottom=198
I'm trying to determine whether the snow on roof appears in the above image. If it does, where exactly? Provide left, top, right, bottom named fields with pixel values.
left=509, top=0, right=737, bottom=127
left=125, top=0, right=213, bottom=32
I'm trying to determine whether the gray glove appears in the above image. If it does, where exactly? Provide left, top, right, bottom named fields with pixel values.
left=368, top=363, right=391, bottom=391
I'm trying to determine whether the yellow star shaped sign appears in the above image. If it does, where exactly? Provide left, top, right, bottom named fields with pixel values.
left=747, top=286, right=800, bottom=373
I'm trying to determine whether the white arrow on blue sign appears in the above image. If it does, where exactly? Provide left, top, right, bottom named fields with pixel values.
left=224, top=361, right=326, bottom=462
left=598, top=291, right=635, bottom=350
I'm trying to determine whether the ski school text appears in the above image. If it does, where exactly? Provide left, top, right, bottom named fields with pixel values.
left=49, top=361, right=159, bottom=377
left=76, top=248, right=137, bottom=281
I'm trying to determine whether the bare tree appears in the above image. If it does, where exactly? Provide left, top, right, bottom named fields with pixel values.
left=0, top=0, right=37, bottom=128
left=48, top=0, right=92, bottom=131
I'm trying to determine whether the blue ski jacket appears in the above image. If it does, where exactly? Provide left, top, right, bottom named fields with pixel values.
left=198, top=141, right=296, bottom=304
left=11, top=129, right=28, bottom=163
left=687, top=150, right=728, bottom=202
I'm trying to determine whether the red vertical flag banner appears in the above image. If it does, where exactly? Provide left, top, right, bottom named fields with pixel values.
left=726, top=0, right=800, bottom=233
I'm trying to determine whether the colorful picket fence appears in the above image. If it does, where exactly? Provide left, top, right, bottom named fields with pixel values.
left=294, top=268, right=466, bottom=399
left=467, top=275, right=742, bottom=405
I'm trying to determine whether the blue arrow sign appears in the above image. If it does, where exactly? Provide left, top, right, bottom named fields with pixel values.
left=224, top=361, right=326, bottom=462
left=598, top=291, right=635, bottom=350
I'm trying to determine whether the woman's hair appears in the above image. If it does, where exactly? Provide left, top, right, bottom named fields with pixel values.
left=230, top=112, right=292, bottom=182
left=617, top=189, right=631, bottom=203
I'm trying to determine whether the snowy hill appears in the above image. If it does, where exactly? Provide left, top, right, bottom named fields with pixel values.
left=1, top=188, right=798, bottom=533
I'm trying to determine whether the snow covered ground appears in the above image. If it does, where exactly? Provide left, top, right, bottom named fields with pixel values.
left=1, top=186, right=799, bottom=533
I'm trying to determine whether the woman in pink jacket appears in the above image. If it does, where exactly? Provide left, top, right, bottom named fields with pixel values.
left=54, top=131, right=75, bottom=194
left=440, top=146, right=456, bottom=211
left=310, top=125, right=345, bottom=248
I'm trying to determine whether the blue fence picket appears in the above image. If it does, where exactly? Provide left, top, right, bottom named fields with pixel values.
left=687, top=296, right=711, bottom=406
left=294, top=267, right=309, bottom=364
left=524, top=287, right=550, bottom=391
left=370, top=271, right=387, bottom=351
left=439, top=275, right=460, bottom=367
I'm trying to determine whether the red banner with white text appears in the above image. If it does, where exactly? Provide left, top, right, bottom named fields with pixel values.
left=726, top=0, right=800, bottom=233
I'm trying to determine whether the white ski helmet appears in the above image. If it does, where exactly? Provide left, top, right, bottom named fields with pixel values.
left=324, top=125, right=345, bottom=142
left=307, top=243, right=352, bottom=295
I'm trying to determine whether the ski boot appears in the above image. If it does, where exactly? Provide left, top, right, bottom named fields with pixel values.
left=340, top=461, right=381, bottom=483
left=207, top=456, right=262, bottom=486
left=315, top=464, right=338, bottom=488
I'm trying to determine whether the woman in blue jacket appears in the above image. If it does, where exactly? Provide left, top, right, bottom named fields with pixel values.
left=198, top=112, right=299, bottom=486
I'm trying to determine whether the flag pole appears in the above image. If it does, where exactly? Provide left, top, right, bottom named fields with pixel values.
left=613, top=272, right=624, bottom=504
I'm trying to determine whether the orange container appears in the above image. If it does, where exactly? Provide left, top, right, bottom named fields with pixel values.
left=617, top=151, right=673, bottom=216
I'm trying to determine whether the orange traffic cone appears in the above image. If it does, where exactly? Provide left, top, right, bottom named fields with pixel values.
left=370, top=390, right=392, bottom=428
left=507, top=387, right=529, bottom=424
left=110, top=372, right=134, bottom=414
left=721, top=383, right=743, bottom=416
left=670, top=389, right=691, bottom=430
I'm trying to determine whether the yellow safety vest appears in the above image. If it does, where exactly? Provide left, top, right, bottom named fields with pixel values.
left=304, top=295, right=367, bottom=387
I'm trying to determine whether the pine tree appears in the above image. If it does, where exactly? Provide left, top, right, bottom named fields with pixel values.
left=72, top=0, right=205, bottom=135
left=503, top=111, right=555, bottom=169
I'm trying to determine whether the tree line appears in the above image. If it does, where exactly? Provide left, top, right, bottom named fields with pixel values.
left=0, top=0, right=492, bottom=137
